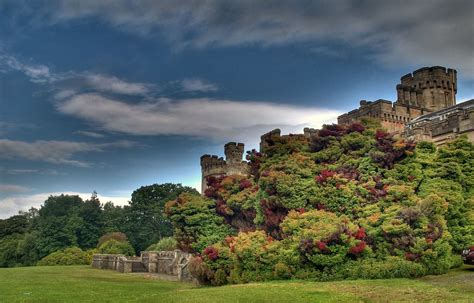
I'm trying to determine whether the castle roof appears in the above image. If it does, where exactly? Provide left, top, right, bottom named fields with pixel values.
left=410, top=99, right=474, bottom=123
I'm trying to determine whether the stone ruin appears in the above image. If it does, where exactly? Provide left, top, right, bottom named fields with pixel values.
left=91, top=250, right=194, bottom=282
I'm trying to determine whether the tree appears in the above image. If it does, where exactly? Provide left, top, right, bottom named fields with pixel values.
left=123, top=183, right=199, bottom=252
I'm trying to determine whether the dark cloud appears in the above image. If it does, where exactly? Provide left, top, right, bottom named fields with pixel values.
left=4, top=0, right=474, bottom=75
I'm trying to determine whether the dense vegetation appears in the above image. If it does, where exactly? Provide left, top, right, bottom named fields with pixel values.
left=0, top=184, right=197, bottom=267
left=166, top=120, right=473, bottom=285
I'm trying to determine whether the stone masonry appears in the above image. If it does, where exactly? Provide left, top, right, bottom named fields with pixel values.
left=338, top=66, right=458, bottom=135
left=91, top=250, right=195, bottom=282
left=200, top=142, right=248, bottom=193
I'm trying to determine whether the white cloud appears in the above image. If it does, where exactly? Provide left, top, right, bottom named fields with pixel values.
left=54, top=89, right=76, bottom=100
left=0, top=139, right=136, bottom=167
left=180, top=78, right=218, bottom=92
left=75, top=130, right=105, bottom=138
left=0, top=53, right=58, bottom=83
left=0, top=191, right=131, bottom=219
left=1, top=53, right=155, bottom=96
left=84, top=73, right=153, bottom=95
left=0, top=184, right=31, bottom=194
left=0, top=168, right=62, bottom=175
left=56, top=93, right=340, bottom=144
left=10, top=0, right=473, bottom=77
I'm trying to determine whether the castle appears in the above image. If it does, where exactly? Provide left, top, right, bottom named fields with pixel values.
left=337, top=66, right=473, bottom=144
left=338, top=66, right=458, bottom=134
left=200, top=66, right=474, bottom=192
left=200, top=142, right=248, bottom=193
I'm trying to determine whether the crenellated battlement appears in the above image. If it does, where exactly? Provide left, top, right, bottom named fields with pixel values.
left=260, top=129, right=281, bottom=151
left=200, top=142, right=248, bottom=193
left=224, top=142, right=245, bottom=164
left=396, top=66, right=457, bottom=111
left=200, top=154, right=226, bottom=171
left=339, top=66, right=459, bottom=134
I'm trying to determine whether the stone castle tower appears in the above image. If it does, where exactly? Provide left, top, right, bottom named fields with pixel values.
left=200, top=142, right=248, bottom=193
left=338, top=66, right=458, bottom=134
left=396, top=66, right=457, bottom=112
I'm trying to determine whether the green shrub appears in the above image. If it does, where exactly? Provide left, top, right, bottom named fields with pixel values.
left=341, top=257, right=426, bottom=280
left=97, top=232, right=128, bottom=248
left=37, top=247, right=90, bottom=266
left=145, top=237, right=177, bottom=251
left=164, top=124, right=473, bottom=285
left=97, top=239, right=135, bottom=256
left=273, top=262, right=291, bottom=279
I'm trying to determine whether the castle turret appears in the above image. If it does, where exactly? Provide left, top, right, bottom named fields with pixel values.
left=260, top=129, right=281, bottom=152
left=200, top=154, right=226, bottom=194
left=396, top=66, right=457, bottom=112
left=224, top=142, right=244, bottom=164
left=200, top=142, right=248, bottom=194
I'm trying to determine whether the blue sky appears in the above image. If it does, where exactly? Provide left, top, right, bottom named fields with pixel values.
left=1, top=0, right=473, bottom=217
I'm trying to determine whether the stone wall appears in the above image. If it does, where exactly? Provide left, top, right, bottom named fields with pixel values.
left=259, top=128, right=311, bottom=152
left=92, top=250, right=195, bottom=282
left=404, top=99, right=474, bottom=146
left=338, top=99, right=424, bottom=134
left=397, top=66, right=457, bottom=111
left=200, top=142, right=248, bottom=193
left=338, top=66, right=458, bottom=134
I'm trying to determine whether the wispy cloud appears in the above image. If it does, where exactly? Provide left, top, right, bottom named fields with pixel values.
left=0, top=184, right=31, bottom=194
left=0, top=139, right=136, bottom=167
left=0, top=191, right=131, bottom=218
left=0, top=168, right=62, bottom=175
left=56, top=93, right=340, bottom=143
left=83, top=73, right=153, bottom=95
left=7, top=0, right=473, bottom=76
left=1, top=52, right=155, bottom=96
left=180, top=78, right=218, bottom=93
left=0, top=53, right=59, bottom=83
left=75, top=130, right=105, bottom=138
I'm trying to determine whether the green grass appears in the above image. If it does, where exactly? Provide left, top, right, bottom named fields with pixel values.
left=0, top=265, right=473, bottom=302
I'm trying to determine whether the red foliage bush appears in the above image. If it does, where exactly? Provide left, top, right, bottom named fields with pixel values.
left=316, top=240, right=329, bottom=252
left=349, top=241, right=366, bottom=255
left=319, top=124, right=346, bottom=137
left=354, top=227, right=366, bottom=240
left=203, top=246, right=219, bottom=261
left=246, top=149, right=264, bottom=178
left=315, top=170, right=336, bottom=184
left=346, top=122, right=365, bottom=134
left=239, top=179, right=252, bottom=190
left=375, top=130, right=389, bottom=141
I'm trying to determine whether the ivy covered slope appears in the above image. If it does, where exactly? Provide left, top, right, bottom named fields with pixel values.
left=165, top=120, right=474, bottom=285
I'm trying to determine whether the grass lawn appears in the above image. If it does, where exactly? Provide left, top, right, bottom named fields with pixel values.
left=0, top=265, right=472, bottom=302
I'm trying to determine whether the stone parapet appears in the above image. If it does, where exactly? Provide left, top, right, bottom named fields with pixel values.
left=92, top=250, right=195, bottom=282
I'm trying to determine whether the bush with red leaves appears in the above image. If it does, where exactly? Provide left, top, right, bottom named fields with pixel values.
left=246, top=149, right=264, bottom=178
left=346, top=122, right=365, bottom=134
left=315, top=169, right=336, bottom=184
left=239, top=179, right=252, bottom=190
left=316, top=241, right=329, bottom=253
left=349, top=241, right=366, bottom=255
left=354, top=227, right=366, bottom=240
left=203, top=246, right=219, bottom=261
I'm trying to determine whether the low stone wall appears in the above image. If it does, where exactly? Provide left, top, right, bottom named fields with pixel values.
left=92, top=250, right=194, bottom=282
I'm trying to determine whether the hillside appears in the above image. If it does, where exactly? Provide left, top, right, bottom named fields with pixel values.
left=165, top=120, right=474, bottom=285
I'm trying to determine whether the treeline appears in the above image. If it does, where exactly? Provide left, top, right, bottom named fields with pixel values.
left=0, top=183, right=197, bottom=267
